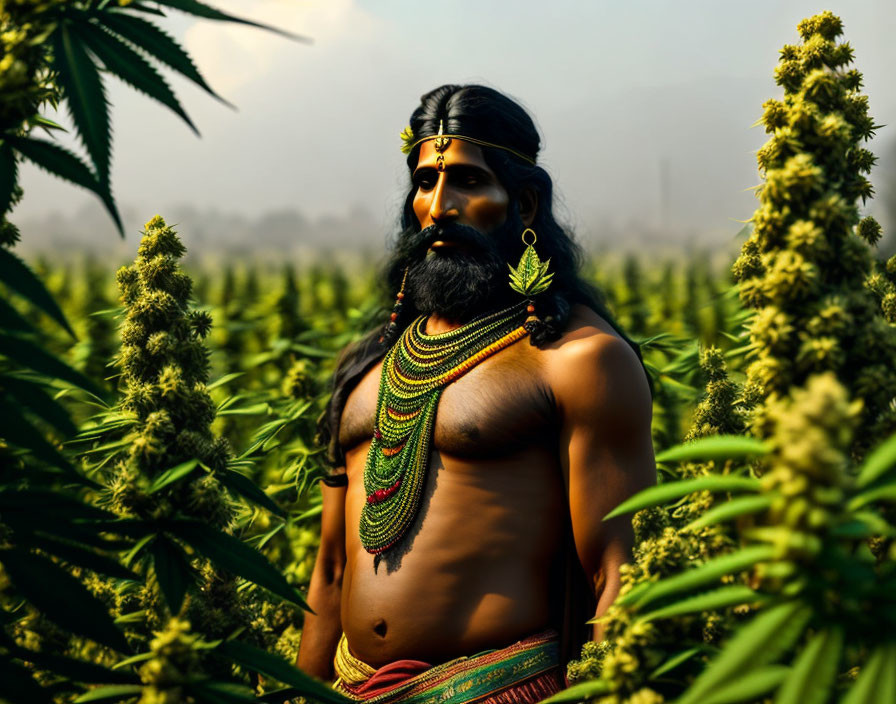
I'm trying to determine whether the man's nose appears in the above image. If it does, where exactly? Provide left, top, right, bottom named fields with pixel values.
left=429, top=174, right=460, bottom=223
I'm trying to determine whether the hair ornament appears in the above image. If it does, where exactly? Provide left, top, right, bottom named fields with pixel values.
left=399, top=126, right=416, bottom=154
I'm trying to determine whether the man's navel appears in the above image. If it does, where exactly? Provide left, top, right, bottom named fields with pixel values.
left=373, top=618, right=387, bottom=638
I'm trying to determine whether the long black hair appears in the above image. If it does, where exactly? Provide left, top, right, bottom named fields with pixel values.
left=319, top=84, right=643, bottom=468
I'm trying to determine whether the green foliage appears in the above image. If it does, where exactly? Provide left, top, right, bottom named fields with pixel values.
left=20, top=220, right=896, bottom=703
left=275, top=265, right=307, bottom=346
left=568, top=13, right=896, bottom=704
left=732, top=10, right=896, bottom=450
left=66, top=217, right=336, bottom=702
left=9, top=243, right=736, bottom=700
left=112, top=215, right=228, bottom=492
left=0, top=2, right=316, bottom=699
left=620, top=256, right=648, bottom=337
left=71, top=259, right=118, bottom=389
left=0, top=239, right=136, bottom=700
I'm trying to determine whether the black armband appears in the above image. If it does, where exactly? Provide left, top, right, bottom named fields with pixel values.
left=321, top=472, right=348, bottom=488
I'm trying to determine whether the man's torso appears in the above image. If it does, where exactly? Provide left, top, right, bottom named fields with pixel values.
left=336, top=306, right=610, bottom=667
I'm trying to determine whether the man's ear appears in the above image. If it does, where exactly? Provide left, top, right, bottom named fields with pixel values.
left=519, top=187, right=538, bottom=227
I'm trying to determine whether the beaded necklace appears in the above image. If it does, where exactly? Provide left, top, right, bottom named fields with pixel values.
left=359, top=303, right=529, bottom=555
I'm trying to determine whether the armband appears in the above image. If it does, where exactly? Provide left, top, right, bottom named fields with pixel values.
left=321, top=472, right=348, bottom=488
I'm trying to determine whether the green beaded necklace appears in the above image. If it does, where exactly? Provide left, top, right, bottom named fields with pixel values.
left=359, top=303, right=529, bottom=555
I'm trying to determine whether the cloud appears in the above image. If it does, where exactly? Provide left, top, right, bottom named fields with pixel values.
left=182, top=0, right=381, bottom=96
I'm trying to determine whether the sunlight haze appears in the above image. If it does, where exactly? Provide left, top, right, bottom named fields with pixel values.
left=16, top=0, right=896, bottom=253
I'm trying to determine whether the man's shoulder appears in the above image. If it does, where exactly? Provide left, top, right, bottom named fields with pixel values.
left=541, top=304, right=649, bottom=412
left=544, top=304, right=636, bottom=367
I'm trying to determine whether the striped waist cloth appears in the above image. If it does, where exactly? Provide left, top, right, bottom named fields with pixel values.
left=333, top=630, right=564, bottom=703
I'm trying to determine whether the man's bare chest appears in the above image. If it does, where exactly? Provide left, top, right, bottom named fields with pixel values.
left=339, top=344, right=556, bottom=459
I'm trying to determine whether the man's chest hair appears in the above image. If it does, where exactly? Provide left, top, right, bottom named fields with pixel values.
left=338, top=342, right=557, bottom=460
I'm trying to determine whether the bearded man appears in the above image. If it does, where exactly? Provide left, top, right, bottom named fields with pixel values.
left=296, top=84, right=656, bottom=703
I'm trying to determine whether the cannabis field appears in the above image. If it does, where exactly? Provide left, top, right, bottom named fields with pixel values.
left=2, top=3, right=896, bottom=704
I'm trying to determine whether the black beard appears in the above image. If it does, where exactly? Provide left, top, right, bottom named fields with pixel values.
left=404, top=220, right=519, bottom=321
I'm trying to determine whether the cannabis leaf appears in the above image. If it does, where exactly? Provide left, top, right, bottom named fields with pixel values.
left=507, top=244, right=553, bottom=296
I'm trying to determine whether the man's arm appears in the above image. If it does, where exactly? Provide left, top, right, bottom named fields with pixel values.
left=553, top=332, right=656, bottom=641
left=296, top=477, right=347, bottom=680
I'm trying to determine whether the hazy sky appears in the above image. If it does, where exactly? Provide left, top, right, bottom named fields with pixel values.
left=16, top=0, right=896, bottom=249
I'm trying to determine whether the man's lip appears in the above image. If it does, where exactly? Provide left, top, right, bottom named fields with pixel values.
left=429, top=239, right=461, bottom=248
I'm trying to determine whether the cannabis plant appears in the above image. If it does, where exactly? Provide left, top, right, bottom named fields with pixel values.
left=865, top=254, right=896, bottom=325
left=0, top=2, right=313, bottom=701
left=72, top=258, right=119, bottom=390
left=274, top=265, right=308, bottom=361
left=620, top=256, right=649, bottom=337
left=78, top=216, right=345, bottom=703
left=560, top=12, right=896, bottom=704
left=732, top=11, right=896, bottom=448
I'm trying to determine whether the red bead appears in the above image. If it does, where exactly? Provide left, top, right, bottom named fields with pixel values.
left=527, top=304, right=535, bottom=313
left=397, top=292, right=405, bottom=300
left=390, top=312, right=398, bottom=321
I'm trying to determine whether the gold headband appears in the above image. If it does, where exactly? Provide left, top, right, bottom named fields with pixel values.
left=399, top=120, right=536, bottom=166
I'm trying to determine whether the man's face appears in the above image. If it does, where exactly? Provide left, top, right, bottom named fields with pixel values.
left=402, top=139, right=520, bottom=321
left=402, top=139, right=523, bottom=321
left=412, top=139, right=510, bottom=240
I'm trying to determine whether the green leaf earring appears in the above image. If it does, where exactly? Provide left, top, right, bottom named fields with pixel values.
left=508, top=228, right=553, bottom=327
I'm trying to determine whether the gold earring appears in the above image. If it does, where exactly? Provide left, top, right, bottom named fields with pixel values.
left=507, top=228, right=553, bottom=327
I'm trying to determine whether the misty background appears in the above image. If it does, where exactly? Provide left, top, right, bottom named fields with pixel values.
left=14, top=0, right=896, bottom=259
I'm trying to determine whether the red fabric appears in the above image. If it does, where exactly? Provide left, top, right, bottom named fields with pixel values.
left=349, top=659, right=432, bottom=697
left=478, top=668, right=566, bottom=704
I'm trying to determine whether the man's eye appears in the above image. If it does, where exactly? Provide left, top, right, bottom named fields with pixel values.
left=454, top=171, right=484, bottom=188
left=416, top=175, right=436, bottom=190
